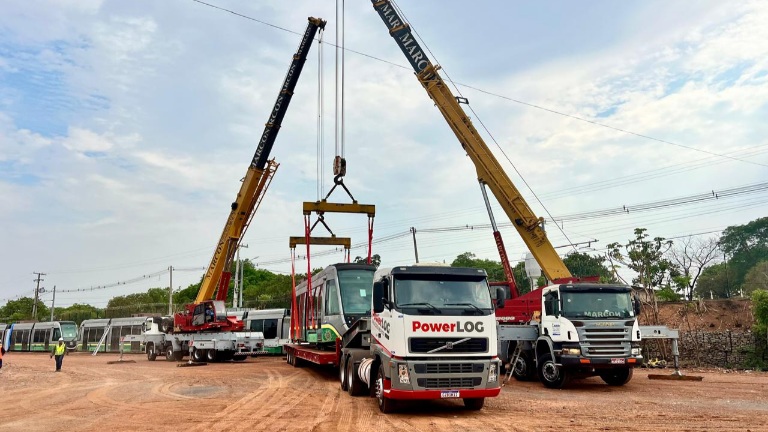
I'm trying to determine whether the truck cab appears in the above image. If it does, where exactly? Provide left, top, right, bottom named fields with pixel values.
left=365, top=265, right=502, bottom=411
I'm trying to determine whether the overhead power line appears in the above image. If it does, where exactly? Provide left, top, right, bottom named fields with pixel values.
left=187, top=0, right=768, bottom=169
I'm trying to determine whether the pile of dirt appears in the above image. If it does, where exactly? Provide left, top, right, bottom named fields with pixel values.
left=641, top=298, right=754, bottom=332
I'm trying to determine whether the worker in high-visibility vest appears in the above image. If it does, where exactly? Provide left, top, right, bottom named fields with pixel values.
left=0, top=345, right=5, bottom=371
left=50, top=337, right=66, bottom=372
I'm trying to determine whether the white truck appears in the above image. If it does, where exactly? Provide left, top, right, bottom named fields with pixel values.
left=125, top=314, right=266, bottom=363
left=334, top=265, right=502, bottom=412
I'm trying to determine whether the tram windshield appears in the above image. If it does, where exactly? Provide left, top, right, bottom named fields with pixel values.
left=60, top=322, right=78, bottom=339
left=338, top=269, right=375, bottom=315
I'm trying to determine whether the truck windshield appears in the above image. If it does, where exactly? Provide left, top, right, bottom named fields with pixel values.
left=394, top=276, right=492, bottom=314
left=338, top=269, right=374, bottom=315
left=561, top=291, right=633, bottom=319
left=60, top=323, right=78, bottom=339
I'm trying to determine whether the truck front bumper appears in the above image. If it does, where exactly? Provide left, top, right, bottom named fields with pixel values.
left=385, top=387, right=501, bottom=400
left=559, top=354, right=643, bottom=367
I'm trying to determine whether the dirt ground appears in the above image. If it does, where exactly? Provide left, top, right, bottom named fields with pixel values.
left=652, top=299, right=754, bottom=331
left=1, top=352, right=767, bottom=432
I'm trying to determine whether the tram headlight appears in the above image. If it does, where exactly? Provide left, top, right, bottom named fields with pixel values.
left=398, top=364, right=410, bottom=384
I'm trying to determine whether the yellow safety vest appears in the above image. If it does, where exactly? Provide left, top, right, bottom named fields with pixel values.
left=54, top=343, right=66, bottom=355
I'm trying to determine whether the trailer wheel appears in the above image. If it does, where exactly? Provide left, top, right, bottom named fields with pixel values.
left=375, top=366, right=396, bottom=413
left=512, top=351, right=535, bottom=381
left=463, top=398, right=485, bottom=410
left=339, top=356, right=349, bottom=391
left=598, top=368, right=633, bottom=386
left=537, top=353, right=569, bottom=389
left=146, top=344, right=157, bottom=361
left=347, top=358, right=365, bottom=396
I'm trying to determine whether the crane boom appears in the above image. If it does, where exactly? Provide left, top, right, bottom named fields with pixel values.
left=370, top=1, right=571, bottom=281
left=195, top=17, right=327, bottom=304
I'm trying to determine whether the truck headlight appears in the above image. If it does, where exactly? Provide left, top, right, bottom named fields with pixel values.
left=561, top=348, right=581, bottom=355
left=631, top=347, right=641, bottom=356
left=488, top=363, right=498, bottom=383
left=398, top=364, right=410, bottom=384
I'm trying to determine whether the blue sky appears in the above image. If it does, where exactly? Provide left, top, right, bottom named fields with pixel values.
left=1, top=0, right=766, bottom=308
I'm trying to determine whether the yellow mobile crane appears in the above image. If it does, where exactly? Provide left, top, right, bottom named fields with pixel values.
left=173, top=17, right=327, bottom=333
left=371, top=1, right=644, bottom=389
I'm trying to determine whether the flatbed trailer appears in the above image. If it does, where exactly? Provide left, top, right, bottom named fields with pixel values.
left=284, top=342, right=340, bottom=367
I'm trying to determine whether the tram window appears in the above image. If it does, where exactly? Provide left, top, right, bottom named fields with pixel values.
left=263, top=319, right=278, bottom=339
left=33, top=330, right=42, bottom=343
left=250, top=319, right=264, bottom=333
left=325, top=280, right=341, bottom=315
left=52, top=328, right=61, bottom=341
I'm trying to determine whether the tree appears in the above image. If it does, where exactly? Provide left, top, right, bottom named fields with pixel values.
left=451, top=252, right=506, bottom=282
left=607, top=228, right=678, bottom=323
left=353, top=254, right=381, bottom=268
left=562, top=251, right=616, bottom=282
left=0, top=297, right=50, bottom=322
left=668, top=236, right=720, bottom=300
left=743, top=261, right=768, bottom=296
left=55, top=303, right=104, bottom=324
left=719, top=217, right=768, bottom=293
left=694, top=263, right=736, bottom=299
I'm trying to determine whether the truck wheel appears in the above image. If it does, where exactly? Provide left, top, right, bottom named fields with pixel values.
left=463, top=398, right=485, bottom=410
left=173, top=351, right=185, bottom=362
left=192, top=348, right=205, bottom=362
left=512, top=351, right=535, bottom=381
left=206, top=349, right=217, bottom=362
left=339, top=356, right=349, bottom=391
left=375, top=365, right=396, bottom=413
left=538, top=353, right=569, bottom=389
left=165, top=349, right=175, bottom=362
left=160, top=318, right=173, bottom=334
left=232, top=355, right=247, bottom=361
left=146, top=344, right=157, bottom=361
left=347, top=359, right=365, bottom=396
left=599, top=368, right=633, bottom=386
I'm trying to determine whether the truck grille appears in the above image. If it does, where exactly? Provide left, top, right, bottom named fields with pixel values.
left=409, top=338, right=488, bottom=354
left=413, top=363, right=485, bottom=374
left=416, top=377, right=482, bottom=389
left=579, top=327, right=630, bottom=357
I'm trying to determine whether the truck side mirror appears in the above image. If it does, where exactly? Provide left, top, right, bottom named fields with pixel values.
left=632, top=295, right=641, bottom=316
left=495, top=287, right=506, bottom=309
left=373, top=281, right=385, bottom=313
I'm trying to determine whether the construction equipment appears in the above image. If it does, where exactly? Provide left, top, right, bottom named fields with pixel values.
left=172, top=16, right=326, bottom=334
left=370, top=0, right=646, bottom=388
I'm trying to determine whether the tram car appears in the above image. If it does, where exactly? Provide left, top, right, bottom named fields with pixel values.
left=77, top=317, right=146, bottom=353
left=242, top=308, right=290, bottom=354
left=293, top=263, right=375, bottom=346
left=7, top=321, right=78, bottom=352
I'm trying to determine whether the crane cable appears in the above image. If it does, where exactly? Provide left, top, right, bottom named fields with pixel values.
left=391, top=0, right=578, bottom=254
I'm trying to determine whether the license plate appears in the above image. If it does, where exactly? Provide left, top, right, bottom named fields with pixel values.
left=611, top=358, right=626, bottom=364
left=440, top=391, right=460, bottom=398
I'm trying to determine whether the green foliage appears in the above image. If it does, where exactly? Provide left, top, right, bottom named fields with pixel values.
left=353, top=254, right=381, bottom=268
left=655, top=286, right=681, bottom=301
left=719, top=217, right=768, bottom=293
left=452, top=252, right=506, bottom=282
left=55, top=303, right=104, bottom=324
left=562, top=252, right=616, bottom=283
left=694, top=263, right=737, bottom=299
left=607, top=228, right=677, bottom=289
left=747, top=289, right=768, bottom=370
left=0, top=297, right=50, bottom=322
left=743, top=261, right=768, bottom=296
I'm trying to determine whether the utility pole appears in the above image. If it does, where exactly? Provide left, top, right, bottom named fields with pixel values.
left=234, top=244, right=249, bottom=308
left=50, top=285, right=56, bottom=321
left=410, top=227, right=419, bottom=263
left=168, top=265, right=174, bottom=315
left=32, top=272, right=45, bottom=321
